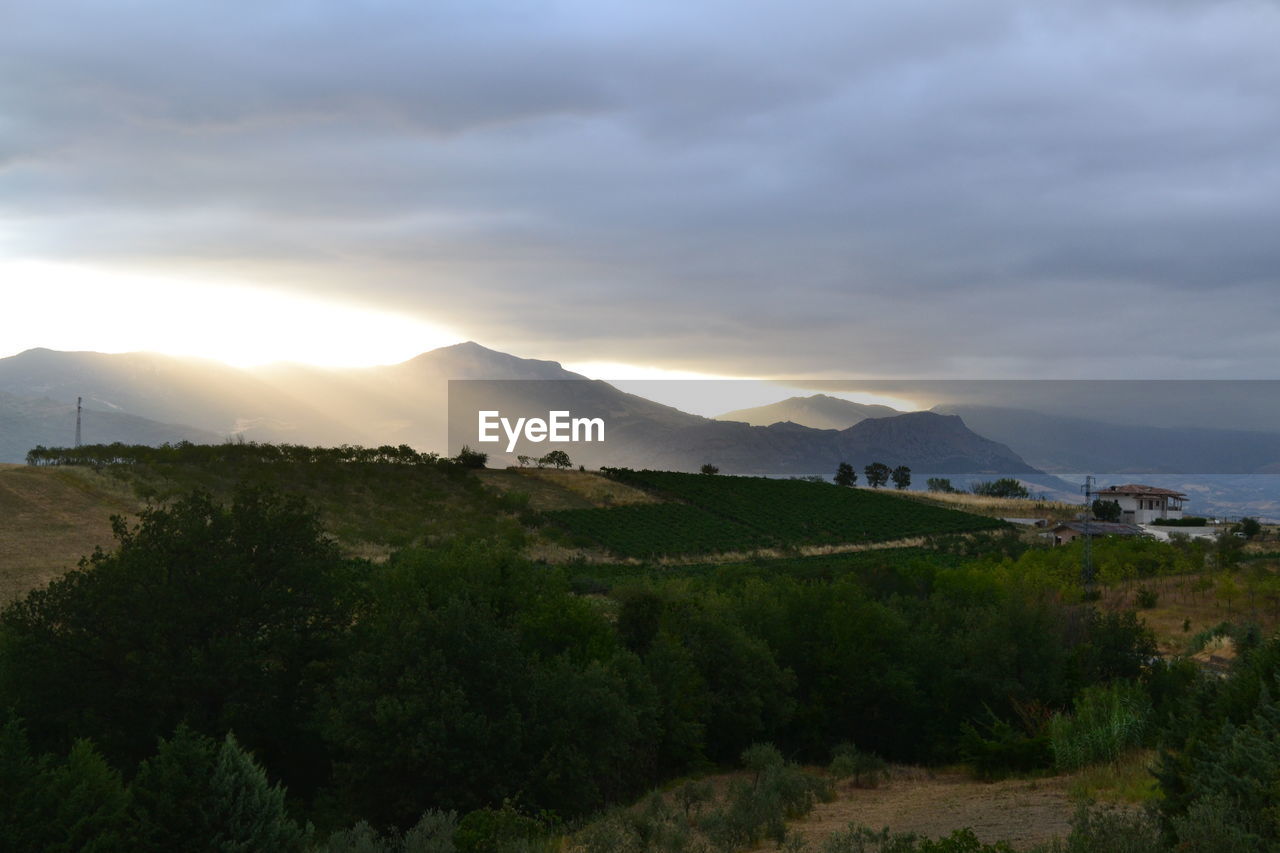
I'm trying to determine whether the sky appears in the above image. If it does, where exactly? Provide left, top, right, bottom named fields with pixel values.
left=3, top=0, right=1280, bottom=379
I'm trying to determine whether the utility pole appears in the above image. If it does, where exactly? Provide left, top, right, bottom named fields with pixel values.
left=75, top=396, right=82, bottom=448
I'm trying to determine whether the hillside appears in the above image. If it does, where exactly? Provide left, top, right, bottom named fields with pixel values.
left=716, top=394, right=900, bottom=429
left=0, top=390, right=223, bottom=462
left=0, top=451, right=1008, bottom=602
left=0, top=452, right=529, bottom=603
left=0, top=463, right=141, bottom=603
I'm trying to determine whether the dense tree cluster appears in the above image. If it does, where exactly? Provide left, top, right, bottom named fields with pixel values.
left=0, top=485, right=1166, bottom=847
left=5, top=447, right=1277, bottom=850
left=26, top=440, right=443, bottom=468
left=970, top=478, right=1031, bottom=499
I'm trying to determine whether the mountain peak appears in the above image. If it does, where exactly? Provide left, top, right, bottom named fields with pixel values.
left=716, top=393, right=902, bottom=430
left=399, top=340, right=583, bottom=380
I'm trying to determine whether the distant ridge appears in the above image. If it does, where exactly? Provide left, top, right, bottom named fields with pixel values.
left=0, top=344, right=1036, bottom=475
left=716, top=394, right=901, bottom=430
left=0, top=391, right=222, bottom=462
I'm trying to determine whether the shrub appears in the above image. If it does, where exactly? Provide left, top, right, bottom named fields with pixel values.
left=455, top=803, right=554, bottom=853
left=829, top=743, right=889, bottom=789
left=1134, top=587, right=1159, bottom=609
left=697, top=748, right=831, bottom=850
left=321, top=811, right=458, bottom=853
left=453, top=446, right=488, bottom=468
left=1049, top=682, right=1150, bottom=771
left=959, top=711, right=1052, bottom=779
left=1061, top=802, right=1162, bottom=853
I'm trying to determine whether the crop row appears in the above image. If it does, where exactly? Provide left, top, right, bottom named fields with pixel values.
left=546, top=470, right=1004, bottom=558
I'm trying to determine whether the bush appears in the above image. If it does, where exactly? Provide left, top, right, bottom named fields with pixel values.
left=453, top=445, right=489, bottom=468
left=1134, top=587, right=1159, bottom=609
left=1049, top=682, right=1150, bottom=771
left=816, top=825, right=1019, bottom=852
left=959, top=711, right=1052, bottom=779
left=829, top=743, right=889, bottom=789
left=321, top=811, right=458, bottom=853
left=697, top=747, right=832, bottom=849
left=455, top=803, right=554, bottom=853
left=1060, top=802, right=1163, bottom=853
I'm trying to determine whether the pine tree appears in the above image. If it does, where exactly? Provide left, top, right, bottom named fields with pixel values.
left=39, top=739, right=131, bottom=853
left=208, top=733, right=305, bottom=852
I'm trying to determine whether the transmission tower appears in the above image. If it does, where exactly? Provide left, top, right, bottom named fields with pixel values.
left=1080, top=474, right=1095, bottom=594
left=75, top=397, right=82, bottom=448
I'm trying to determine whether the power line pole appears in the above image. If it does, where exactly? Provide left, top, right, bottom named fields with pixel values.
left=75, top=396, right=82, bottom=448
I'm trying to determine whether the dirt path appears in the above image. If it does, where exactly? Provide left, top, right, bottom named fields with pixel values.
left=787, top=768, right=1075, bottom=849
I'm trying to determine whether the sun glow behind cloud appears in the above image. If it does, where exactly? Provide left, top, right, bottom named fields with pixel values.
left=0, top=261, right=463, bottom=367
left=564, top=361, right=922, bottom=416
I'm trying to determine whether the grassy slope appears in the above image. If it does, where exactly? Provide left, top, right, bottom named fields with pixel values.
left=0, top=464, right=141, bottom=603
left=0, top=459, right=530, bottom=604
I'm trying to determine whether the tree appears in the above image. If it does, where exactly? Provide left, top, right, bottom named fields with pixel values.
left=453, top=445, right=488, bottom=468
left=864, top=462, right=890, bottom=489
left=971, top=478, right=1030, bottom=499
left=129, top=727, right=305, bottom=852
left=516, top=455, right=533, bottom=468
left=0, top=487, right=359, bottom=790
left=1236, top=517, right=1262, bottom=539
left=540, top=449, right=572, bottom=469
left=891, top=466, right=911, bottom=490
left=700, top=464, right=720, bottom=475
left=1092, top=499, right=1122, bottom=522
left=834, top=462, right=857, bottom=488
left=926, top=477, right=956, bottom=494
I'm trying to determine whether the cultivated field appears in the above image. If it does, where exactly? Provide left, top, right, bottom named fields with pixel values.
left=544, top=470, right=1006, bottom=559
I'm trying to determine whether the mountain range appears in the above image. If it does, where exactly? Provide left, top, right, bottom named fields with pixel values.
left=4, top=343, right=1279, bottom=491
left=716, top=390, right=1280, bottom=477
left=0, top=344, right=1033, bottom=476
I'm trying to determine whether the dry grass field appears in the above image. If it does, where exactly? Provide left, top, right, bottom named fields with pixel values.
left=784, top=766, right=1077, bottom=850
left=901, top=489, right=1081, bottom=523
left=0, top=463, right=142, bottom=604
left=632, top=759, right=1152, bottom=852
left=1103, top=567, right=1280, bottom=656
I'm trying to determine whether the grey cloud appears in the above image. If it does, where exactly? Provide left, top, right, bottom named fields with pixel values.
left=3, top=0, right=1280, bottom=377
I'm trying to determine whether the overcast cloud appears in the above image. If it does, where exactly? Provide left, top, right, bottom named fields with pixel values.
left=3, top=0, right=1279, bottom=377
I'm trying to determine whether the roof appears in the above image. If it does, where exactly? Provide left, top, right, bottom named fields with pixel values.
left=1053, top=521, right=1146, bottom=536
left=1099, top=484, right=1188, bottom=499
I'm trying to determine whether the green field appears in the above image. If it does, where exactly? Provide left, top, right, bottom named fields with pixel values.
left=545, top=470, right=1006, bottom=558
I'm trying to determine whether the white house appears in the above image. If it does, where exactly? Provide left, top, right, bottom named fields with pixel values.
left=1095, top=484, right=1188, bottom=524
